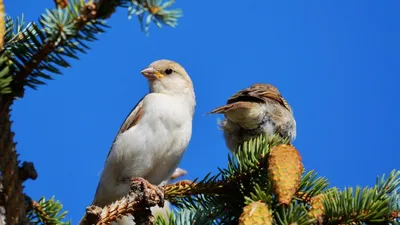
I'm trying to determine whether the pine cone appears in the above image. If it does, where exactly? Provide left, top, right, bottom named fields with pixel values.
left=268, top=144, right=303, bottom=205
left=308, top=194, right=324, bottom=220
left=239, top=201, right=272, bottom=225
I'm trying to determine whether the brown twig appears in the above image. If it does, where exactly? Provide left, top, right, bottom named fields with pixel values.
left=82, top=178, right=164, bottom=225
left=163, top=179, right=230, bottom=199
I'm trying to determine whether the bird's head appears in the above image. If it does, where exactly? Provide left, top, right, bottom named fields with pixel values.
left=141, top=59, right=194, bottom=97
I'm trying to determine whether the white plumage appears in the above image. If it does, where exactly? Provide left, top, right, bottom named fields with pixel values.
left=79, top=60, right=195, bottom=225
left=94, top=93, right=194, bottom=206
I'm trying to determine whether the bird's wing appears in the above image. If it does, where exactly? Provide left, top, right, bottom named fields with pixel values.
left=210, top=84, right=292, bottom=114
left=255, top=87, right=292, bottom=113
left=106, top=96, right=145, bottom=158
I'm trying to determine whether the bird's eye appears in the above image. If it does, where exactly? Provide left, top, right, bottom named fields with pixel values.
left=165, top=68, right=173, bottom=75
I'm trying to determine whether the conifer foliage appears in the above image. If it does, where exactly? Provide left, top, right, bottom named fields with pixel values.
left=0, top=1, right=399, bottom=225
left=0, top=1, right=181, bottom=224
left=153, top=135, right=400, bottom=225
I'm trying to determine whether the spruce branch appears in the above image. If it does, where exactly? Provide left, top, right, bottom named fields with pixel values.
left=0, top=1, right=181, bottom=225
left=312, top=170, right=400, bottom=225
left=3, top=15, right=29, bottom=49
left=81, top=177, right=164, bottom=225
left=376, top=170, right=400, bottom=195
left=0, top=0, right=181, bottom=225
left=7, top=0, right=108, bottom=97
left=82, top=177, right=223, bottom=225
left=2, top=0, right=182, bottom=97
left=160, top=135, right=291, bottom=223
left=160, top=136, right=400, bottom=225
left=0, top=55, right=10, bottom=94
left=322, top=187, right=390, bottom=224
left=154, top=207, right=225, bottom=225
left=128, top=0, right=182, bottom=34
left=75, top=134, right=400, bottom=225
left=27, top=197, right=70, bottom=225
left=274, top=202, right=314, bottom=225
left=296, top=170, right=330, bottom=202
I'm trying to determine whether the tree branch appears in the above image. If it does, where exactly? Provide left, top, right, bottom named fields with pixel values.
left=31, top=200, right=55, bottom=225
left=81, top=178, right=164, bottom=225
left=11, top=1, right=104, bottom=98
left=0, top=99, right=27, bottom=225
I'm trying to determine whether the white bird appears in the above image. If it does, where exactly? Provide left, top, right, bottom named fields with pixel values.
left=80, top=60, right=195, bottom=225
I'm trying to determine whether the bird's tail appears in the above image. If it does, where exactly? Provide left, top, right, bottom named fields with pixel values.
left=208, top=102, right=253, bottom=115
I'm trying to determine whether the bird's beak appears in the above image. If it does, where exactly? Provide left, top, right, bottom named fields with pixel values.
left=141, top=67, right=164, bottom=81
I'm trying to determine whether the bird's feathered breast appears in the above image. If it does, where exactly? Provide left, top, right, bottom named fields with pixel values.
left=106, top=93, right=194, bottom=159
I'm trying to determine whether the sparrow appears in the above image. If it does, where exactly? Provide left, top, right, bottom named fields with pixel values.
left=209, top=83, right=296, bottom=152
left=80, top=60, right=195, bottom=225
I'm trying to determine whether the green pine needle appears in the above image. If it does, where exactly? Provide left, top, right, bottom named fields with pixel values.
left=2, top=0, right=182, bottom=96
left=27, top=197, right=70, bottom=225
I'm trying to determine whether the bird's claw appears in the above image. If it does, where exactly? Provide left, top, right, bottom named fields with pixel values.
left=130, top=177, right=165, bottom=207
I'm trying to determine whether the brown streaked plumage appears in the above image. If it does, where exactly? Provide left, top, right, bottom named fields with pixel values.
left=210, top=84, right=291, bottom=114
left=209, top=83, right=296, bottom=152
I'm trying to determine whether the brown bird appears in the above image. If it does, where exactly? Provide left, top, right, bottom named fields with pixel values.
left=209, top=84, right=296, bottom=152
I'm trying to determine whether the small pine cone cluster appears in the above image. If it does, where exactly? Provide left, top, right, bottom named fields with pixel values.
left=239, top=201, right=273, bottom=225
left=308, top=194, right=325, bottom=220
left=268, top=144, right=303, bottom=205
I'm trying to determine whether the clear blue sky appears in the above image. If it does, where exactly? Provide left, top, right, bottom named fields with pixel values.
left=6, top=0, right=400, bottom=223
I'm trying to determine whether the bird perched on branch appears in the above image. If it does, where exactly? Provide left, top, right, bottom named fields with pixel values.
left=209, top=83, right=296, bottom=152
left=114, top=168, right=189, bottom=225
left=80, top=60, right=195, bottom=225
